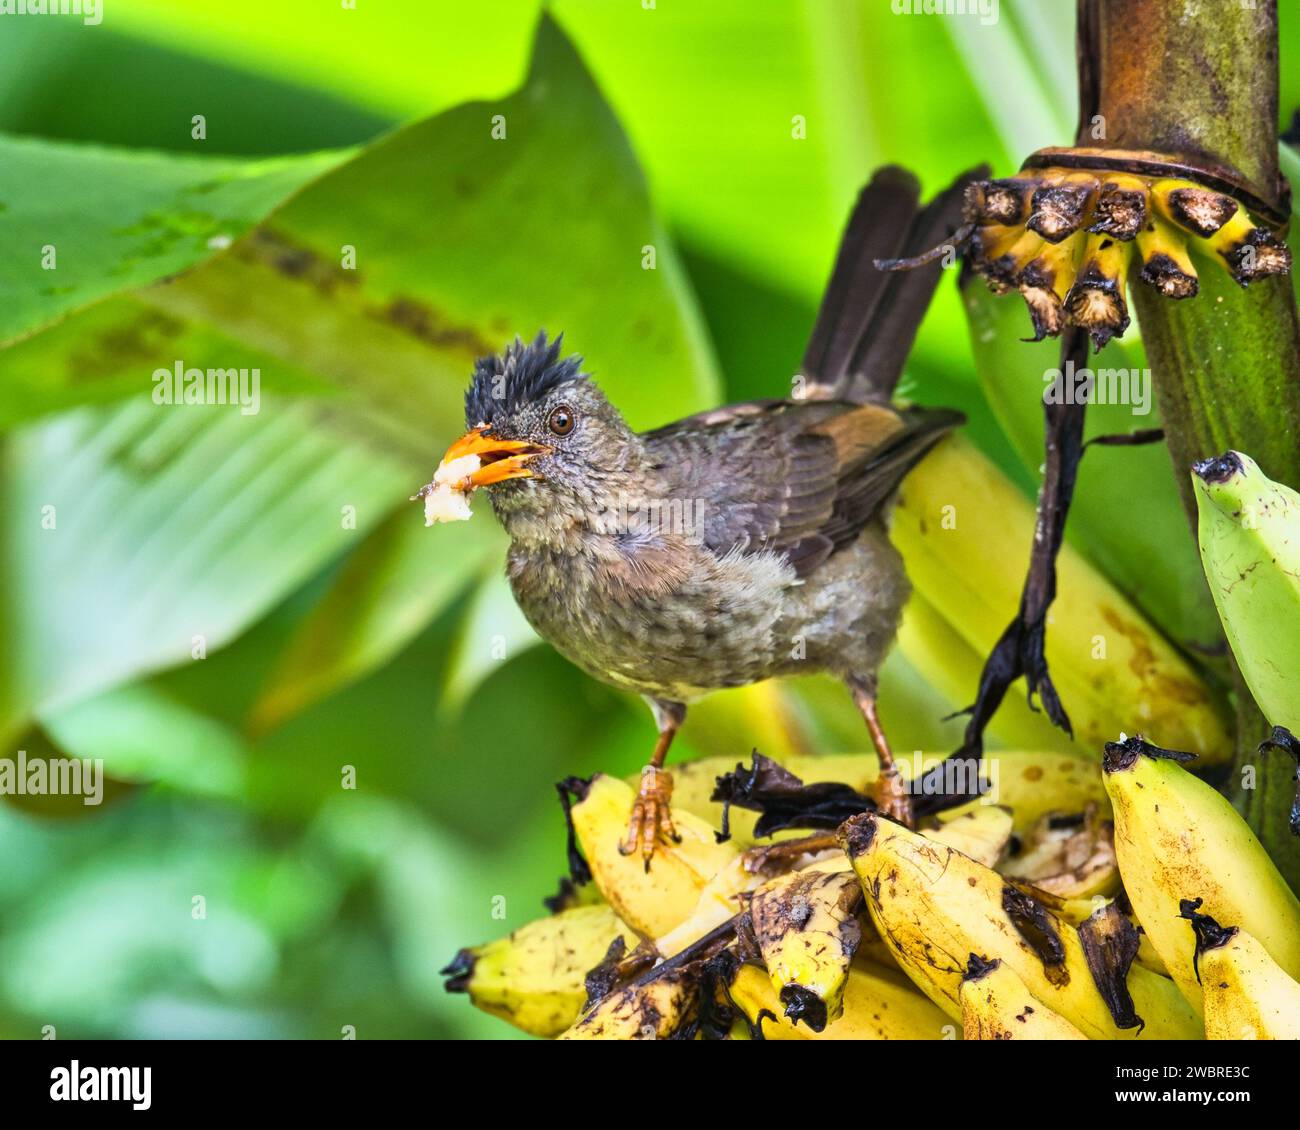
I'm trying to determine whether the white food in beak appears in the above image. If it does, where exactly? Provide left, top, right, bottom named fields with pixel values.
left=415, top=453, right=481, bottom=525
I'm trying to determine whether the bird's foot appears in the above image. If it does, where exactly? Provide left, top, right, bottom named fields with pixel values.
left=870, top=767, right=914, bottom=827
left=619, top=765, right=680, bottom=869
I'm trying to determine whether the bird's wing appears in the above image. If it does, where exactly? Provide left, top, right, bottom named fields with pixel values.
left=801, top=165, right=983, bottom=405
left=641, top=400, right=962, bottom=576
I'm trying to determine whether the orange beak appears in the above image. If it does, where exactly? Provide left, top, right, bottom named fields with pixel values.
left=439, top=426, right=551, bottom=487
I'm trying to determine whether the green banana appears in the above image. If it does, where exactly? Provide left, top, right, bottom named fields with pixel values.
left=1103, top=736, right=1300, bottom=1015
left=1193, top=450, right=1300, bottom=732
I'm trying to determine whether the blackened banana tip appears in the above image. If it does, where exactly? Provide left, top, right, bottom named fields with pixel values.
left=1192, top=451, right=1243, bottom=484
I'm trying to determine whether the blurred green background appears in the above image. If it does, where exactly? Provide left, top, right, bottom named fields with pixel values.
left=1, top=0, right=1298, bottom=1039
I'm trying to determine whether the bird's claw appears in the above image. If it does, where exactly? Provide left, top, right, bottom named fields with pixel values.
left=619, top=765, right=679, bottom=869
left=870, top=767, right=914, bottom=827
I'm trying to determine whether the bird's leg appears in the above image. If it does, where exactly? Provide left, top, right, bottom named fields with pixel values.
left=620, top=698, right=686, bottom=868
left=847, top=675, right=914, bottom=827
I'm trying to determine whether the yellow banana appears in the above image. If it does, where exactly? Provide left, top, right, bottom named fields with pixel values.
left=442, top=904, right=639, bottom=1038
left=1135, top=214, right=1198, bottom=298
left=839, top=811, right=1200, bottom=1039
left=1148, top=180, right=1291, bottom=285
left=653, top=855, right=762, bottom=958
left=926, top=805, right=1013, bottom=868
left=560, top=969, right=697, bottom=1040
left=1016, top=232, right=1080, bottom=339
left=1102, top=737, right=1300, bottom=1014
left=1180, top=901, right=1300, bottom=1040
left=569, top=774, right=737, bottom=937
left=749, top=867, right=863, bottom=1031
left=896, top=435, right=1232, bottom=762
left=1063, top=230, right=1132, bottom=349
left=959, top=955, right=1087, bottom=1040
left=728, top=962, right=953, bottom=1040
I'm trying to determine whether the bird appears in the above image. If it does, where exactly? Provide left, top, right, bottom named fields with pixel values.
left=431, top=165, right=977, bottom=863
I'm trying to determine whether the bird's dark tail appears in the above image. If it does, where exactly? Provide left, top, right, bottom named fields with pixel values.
left=800, top=165, right=986, bottom=406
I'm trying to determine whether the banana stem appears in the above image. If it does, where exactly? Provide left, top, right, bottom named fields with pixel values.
left=1077, top=0, right=1300, bottom=888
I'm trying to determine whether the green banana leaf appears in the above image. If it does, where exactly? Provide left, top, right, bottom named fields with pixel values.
left=0, top=137, right=350, bottom=348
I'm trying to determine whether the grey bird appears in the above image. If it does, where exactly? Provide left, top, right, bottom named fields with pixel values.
left=432, top=166, right=974, bottom=862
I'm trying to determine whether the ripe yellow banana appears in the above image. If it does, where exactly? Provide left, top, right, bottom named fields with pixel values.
left=1016, top=231, right=1080, bottom=339
left=839, top=811, right=1200, bottom=1039
left=1063, top=230, right=1132, bottom=349
left=749, top=867, right=863, bottom=1031
left=653, top=855, right=762, bottom=958
left=442, top=904, right=639, bottom=1038
left=1102, top=737, right=1300, bottom=1014
left=926, top=805, right=1013, bottom=868
left=569, top=774, right=738, bottom=937
left=728, top=961, right=953, bottom=1040
left=1180, top=901, right=1300, bottom=1040
left=959, top=955, right=1087, bottom=1040
left=1193, top=451, right=1300, bottom=733
left=896, top=435, right=1232, bottom=762
left=560, top=969, right=697, bottom=1040
left=1135, top=214, right=1199, bottom=298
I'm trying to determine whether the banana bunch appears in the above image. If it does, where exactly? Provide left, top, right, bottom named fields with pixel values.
left=1193, top=451, right=1300, bottom=735
left=954, top=151, right=1291, bottom=349
left=837, top=810, right=1199, bottom=1039
left=447, top=732, right=1297, bottom=1039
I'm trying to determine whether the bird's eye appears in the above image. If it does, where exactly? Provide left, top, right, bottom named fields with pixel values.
left=547, top=405, right=575, bottom=436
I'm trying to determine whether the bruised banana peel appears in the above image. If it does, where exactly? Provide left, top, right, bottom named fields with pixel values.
left=839, top=811, right=1200, bottom=1039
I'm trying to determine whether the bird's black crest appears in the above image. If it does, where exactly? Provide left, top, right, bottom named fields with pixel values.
left=465, top=331, right=585, bottom=428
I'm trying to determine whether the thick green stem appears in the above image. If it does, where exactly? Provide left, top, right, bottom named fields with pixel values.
left=1082, top=0, right=1300, bottom=888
